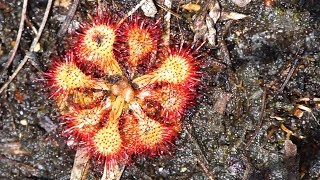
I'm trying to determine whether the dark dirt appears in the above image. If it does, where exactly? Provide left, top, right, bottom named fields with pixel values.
left=0, top=0, right=319, bottom=179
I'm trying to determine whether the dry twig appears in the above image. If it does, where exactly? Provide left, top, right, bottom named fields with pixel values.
left=156, top=3, right=182, bottom=19
left=57, top=0, right=80, bottom=38
left=279, top=58, right=300, bottom=92
left=0, top=0, right=53, bottom=95
left=162, top=0, right=172, bottom=46
left=2, top=0, right=28, bottom=72
left=25, top=16, right=38, bottom=35
left=70, top=148, right=90, bottom=180
left=118, top=0, right=148, bottom=25
left=246, top=87, right=267, bottom=148
left=186, top=125, right=215, bottom=180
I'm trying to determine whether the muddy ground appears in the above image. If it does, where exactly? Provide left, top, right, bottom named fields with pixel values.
left=0, top=0, right=319, bottom=179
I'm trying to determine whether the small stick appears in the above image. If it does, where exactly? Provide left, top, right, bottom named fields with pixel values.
left=279, top=58, right=300, bottom=92
left=97, top=0, right=103, bottom=19
left=156, top=4, right=182, bottom=19
left=242, top=153, right=252, bottom=180
left=186, top=126, right=215, bottom=179
left=0, top=0, right=53, bottom=95
left=196, top=159, right=214, bottom=180
left=70, top=148, right=90, bottom=180
left=162, top=0, right=172, bottom=46
left=246, top=87, right=267, bottom=148
left=25, top=15, right=38, bottom=35
left=118, top=0, right=148, bottom=25
left=57, top=0, right=80, bottom=38
left=2, top=0, right=28, bottom=72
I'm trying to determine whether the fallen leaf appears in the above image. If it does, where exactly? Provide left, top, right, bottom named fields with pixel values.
left=208, top=0, right=221, bottom=24
left=220, top=11, right=248, bottom=21
left=181, top=3, right=201, bottom=11
left=230, top=0, right=252, bottom=7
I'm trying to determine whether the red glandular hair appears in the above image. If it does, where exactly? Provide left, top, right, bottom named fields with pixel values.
left=132, top=44, right=202, bottom=90
left=45, top=52, right=97, bottom=99
left=147, top=84, right=197, bottom=120
left=117, top=15, right=162, bottom=78
left=136, top=117, right=178, bottom=156
left=120, top=113, right=179, bottom=157
left=85, top=119, right=129, bottom=169
left=72, top=11, right=122, bottom=76
left=45, top=6, right=206, bottom=171
left=62, top=104, right=108, bottom=142
left=119, top=114, right=140, bottom=155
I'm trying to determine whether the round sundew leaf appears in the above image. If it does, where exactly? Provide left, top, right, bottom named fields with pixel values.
left=73, top=13, right=123, bottom=76
left=45, top=52, right=97, bottom=98
left=86, top=120, right=128, bottom=168
left=132, top=46, right=201, bottom=89
left=117, top=15, right=162, bottom=77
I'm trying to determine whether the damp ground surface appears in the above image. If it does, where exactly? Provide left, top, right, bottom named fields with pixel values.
left=0, top=0, right=319, bottom=179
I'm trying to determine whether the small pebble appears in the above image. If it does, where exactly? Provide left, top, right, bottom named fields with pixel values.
left=20, top=119, right=28, bottom=126
left=33, top=43, right=41, bottom=52
left=180, top=167, right=187, bottom=172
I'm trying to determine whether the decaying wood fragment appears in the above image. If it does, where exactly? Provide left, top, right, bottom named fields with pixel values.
left=162, top=0, right=172, bottom=46
left=231, top=0, right=252, bottom=7
left=292, top=105, right=304, bottom=118
left=213, top=91, right=232, bottom=114
left=0, top=141, right=31, bottom=155
left=280, top=124, right=304, bottom=139
left=192, top=0, right=247, bottom=46
left=181, top=3, right=201, bottom=11
left=284, top=140, right=299, bottom=180
left=101, top=163, right=125, bottom=180
left=0, top=157, right=41, bottom=177
left=141, top=0, right=157, bottom=17
left=220, top=11, right=248, bottom=21
left=70, top=148, right=90, bottom=180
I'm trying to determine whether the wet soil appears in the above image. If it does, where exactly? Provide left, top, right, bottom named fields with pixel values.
left=0, top=0, right=319, bottom=179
